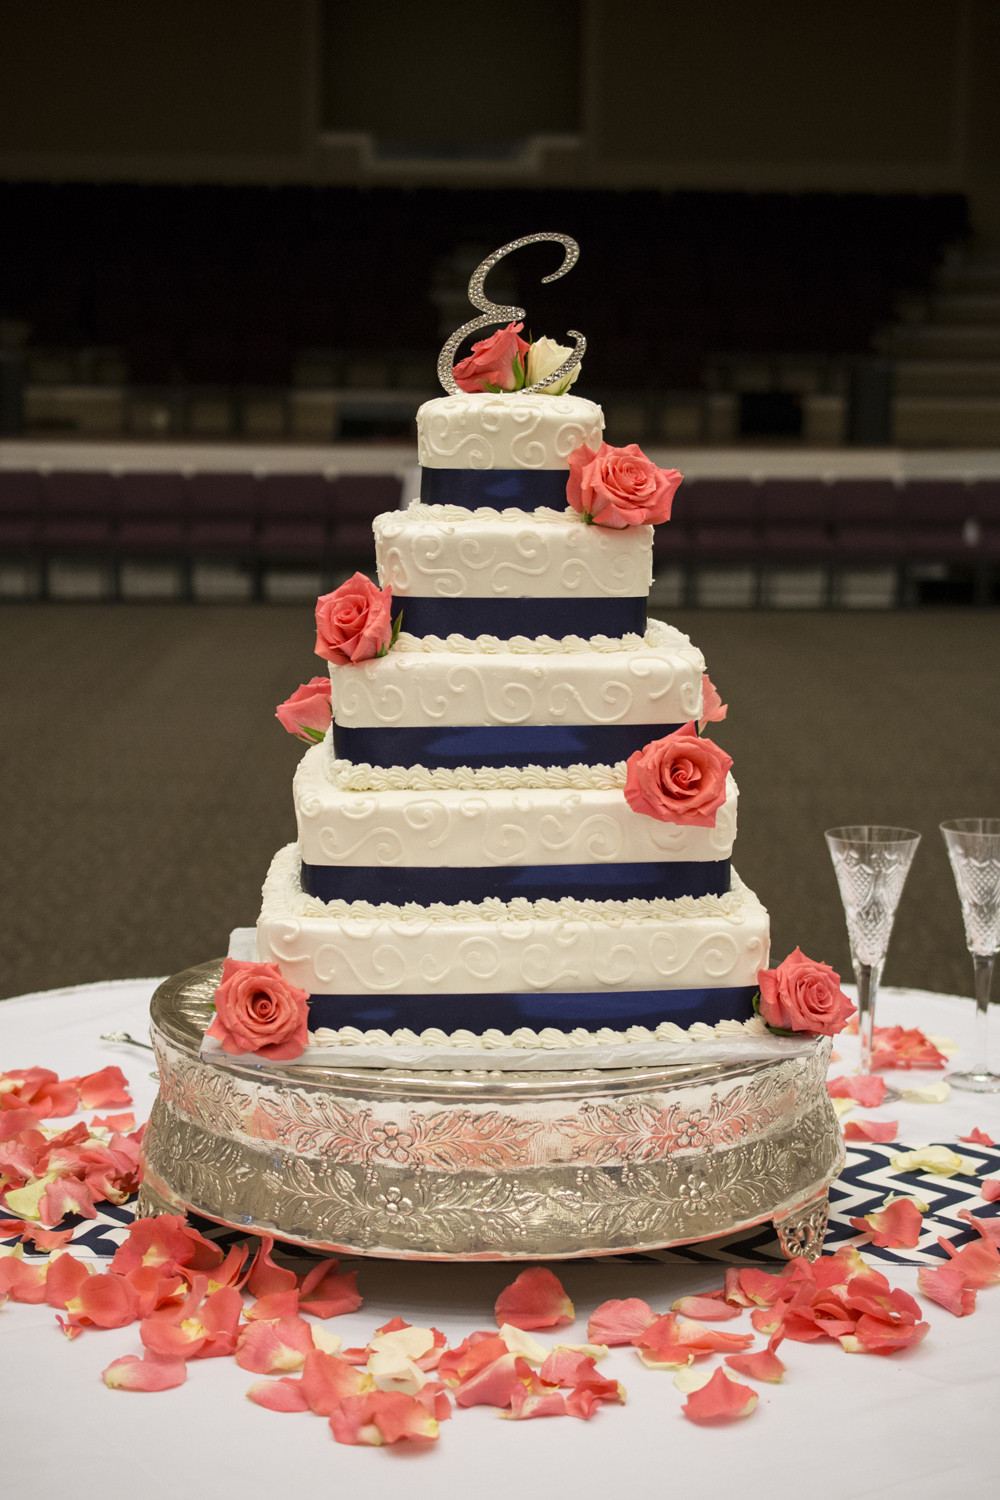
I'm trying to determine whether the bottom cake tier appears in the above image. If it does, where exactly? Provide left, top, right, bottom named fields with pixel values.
left=140, top=961, right=844, bottom=1261
left=256, top=842, right=770, bottom=1036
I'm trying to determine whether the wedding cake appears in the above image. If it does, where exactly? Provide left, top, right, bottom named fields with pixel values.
left=202, top=237, right=853, bottom=1069
left=241, top=380, right=776, bottom=1062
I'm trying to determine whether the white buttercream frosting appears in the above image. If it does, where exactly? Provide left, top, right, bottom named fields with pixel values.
left=417, top=392, right=604, bottom=470
left=329, top=625, right=703, bottom=729
left=327, top=756, right=627, bottom=791
left=296, top=743, right=737, bottom=868
left=374, top=502, right=653, bottom=601
left=310, top=1013, right=771, bottom=1050
left=256, top=844, right=769, bottom=999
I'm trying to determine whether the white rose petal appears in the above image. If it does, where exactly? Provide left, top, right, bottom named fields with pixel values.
left=525, top=335, right=581, bottom=394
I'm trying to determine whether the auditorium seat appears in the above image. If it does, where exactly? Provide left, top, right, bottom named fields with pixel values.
left=682, top=479, right=761, bottom=555
left=0, top=470, right=42, bottom=552
left=116, top=472, right=187, bottom=555
left=829, top=480, right=902, bottom=555
left=187, top=472, right=256, bottom=556
left=758, top=478, right=833, bottom=554
left=902, top=480, right=977, bottom=559
left=39, top=471, right=115, bottom=552
left=257, top=473, right=329, bottom=562
left=328, top=474, right=402, bottom=557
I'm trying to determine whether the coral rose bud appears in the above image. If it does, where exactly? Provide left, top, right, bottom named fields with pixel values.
left=275, top=676, right=333, bottom=743
left=453, top=322, right=529, bottom=393
left=756, top=948, right=857, bottom=1036
left=315, top=573, right=393, bottom=666
left=624, top=724, right=732, bottom=828
left=566, top=442, right=682, bottom=528
left=524, top=335, right=581, bottom=394
left=206, top=959, right=309, bottom=1061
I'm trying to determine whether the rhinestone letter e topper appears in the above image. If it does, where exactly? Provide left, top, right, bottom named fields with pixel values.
left=436, top=232, right=587, bottom=396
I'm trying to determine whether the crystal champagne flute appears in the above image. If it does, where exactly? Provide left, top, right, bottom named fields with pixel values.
left=940, top=818, right=1000, bottom=1093
left=825, top=826, right=921, bottom=1088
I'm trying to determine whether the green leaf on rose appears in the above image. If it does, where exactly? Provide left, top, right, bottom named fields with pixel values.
left=389, top=609, right=403, bottom=650
left=752, top=990, right=799, bottom=1037
left=512, top=354, right=526, bottom=390
left=299, top=725, right=327, bottom=745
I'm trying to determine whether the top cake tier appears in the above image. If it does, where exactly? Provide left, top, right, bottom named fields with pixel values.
left=417, top=391, right=604, bottom=509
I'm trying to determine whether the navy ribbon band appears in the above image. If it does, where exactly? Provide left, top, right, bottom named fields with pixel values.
left=421, top=467, right=569, bottom=509
left=307, top=985, right=757, bottom=1035
left=332, top=721, right=684, bottom=770
left=396, top=594, right=647, bottom=640
left=302, top=858, right=730, bottom=906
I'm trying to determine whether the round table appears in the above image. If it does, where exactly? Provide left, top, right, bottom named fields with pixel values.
left=2, top=977, right=999, bottom=1499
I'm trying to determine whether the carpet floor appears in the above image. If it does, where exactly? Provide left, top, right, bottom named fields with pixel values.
left=1, top=605, right=998, bottom=1004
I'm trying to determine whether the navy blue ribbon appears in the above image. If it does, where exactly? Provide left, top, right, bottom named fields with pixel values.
left=396, top=594, right=647, bottom=640
left=302, top=859, right=730, bottom=906
left=307, top=986, right=757, bottom=1034
left=421, top=467, right=568, bottom=509
left=332, top=722, right=684, bottom=770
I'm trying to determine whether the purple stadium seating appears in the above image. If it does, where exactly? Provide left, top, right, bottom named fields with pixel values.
left=187, top=472, right=256, bottom=555
left=39, top=471, right=115, bottom=550
left=681, top=479, right=761, bottom=554
left=829, top=479, right=902, bottom=555
left=758, top=478, right=833, bottom=554
left=901, top=480, right=976, bottom=558
left=0, top=470, right=42, bottom=550
left=116, top=472, right=187, bottom=554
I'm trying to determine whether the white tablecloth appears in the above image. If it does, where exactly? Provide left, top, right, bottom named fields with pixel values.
left=2, top=978, right=999, bottom=1500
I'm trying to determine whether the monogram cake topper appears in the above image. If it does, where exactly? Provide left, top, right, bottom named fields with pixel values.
left=436, top=232, right=587, bottom=396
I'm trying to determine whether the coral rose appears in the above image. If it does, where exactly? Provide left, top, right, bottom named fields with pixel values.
left=315, top=573, right=393, bottom=666
left=566, top=442, right=682, bottom=528
left=206, top=959, right=309, bottom=1061
left=275, top=676, right=332, bottom=743
left=756, top=948, right=856, bottom=1037
left=624, top=724, right=732, bottom=828
left=453, top=322, right=529, bottom=393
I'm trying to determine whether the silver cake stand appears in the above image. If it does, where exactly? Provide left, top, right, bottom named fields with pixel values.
left=138, top=961, right=844, bottom=1262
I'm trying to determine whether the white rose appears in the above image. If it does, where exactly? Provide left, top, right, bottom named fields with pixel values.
left=525, top=335, right=582, bottom=394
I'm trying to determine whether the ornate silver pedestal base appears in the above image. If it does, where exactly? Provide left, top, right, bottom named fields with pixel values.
left=140, top=962, right=844, bottom=1262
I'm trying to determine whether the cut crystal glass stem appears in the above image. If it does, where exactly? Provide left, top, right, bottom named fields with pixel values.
left=971, top=953, right=996, bottom=1078
left=853, top=957, right=885, bottom=1077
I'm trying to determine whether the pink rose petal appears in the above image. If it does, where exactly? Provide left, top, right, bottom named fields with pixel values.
left=102, top=1353, right=188, bottom=1391
left=76, top=1066, right=132, bottom=1111
left=91, top=1112, right=136, bottom=1133
left=246, top=1378, right=311, bottom=1413
left=495, top=1268, right=574, bottom=1331
left=960, top=1127, right=996, bottom=1146
left=454, top=1353, right=530, bottom=1409
left=981, top=1178, right=1000, bottom=1202
left=329, top=1390, right=440, bottom=1446
left=245, top=1234, right=298, bottom=1298
left=844, top=1119, right=899, bottom=1143
left=300, top=1349, right=373, bottom=1415
left=234, top=1315, right=316, bottom=1374
left=587, top=1296, right=655, bottom=1345
left=682, top=1367, right=758, bottom=1422
left=828, top=1075, right=887, bottom=1108
left=937, top=1234, right=1000, bottom=1288
left=724, top=1347, right=787, bottom=1382
left=65, top=1271, right=140, bottom=1329
left=503, top=1387, right=568, bottom=1420
left=243, top=1289, right=301, bottom=1322
left=849, top=1198, right=923, bottom=1250
left=670, top=1295, right=743, bottom=1321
